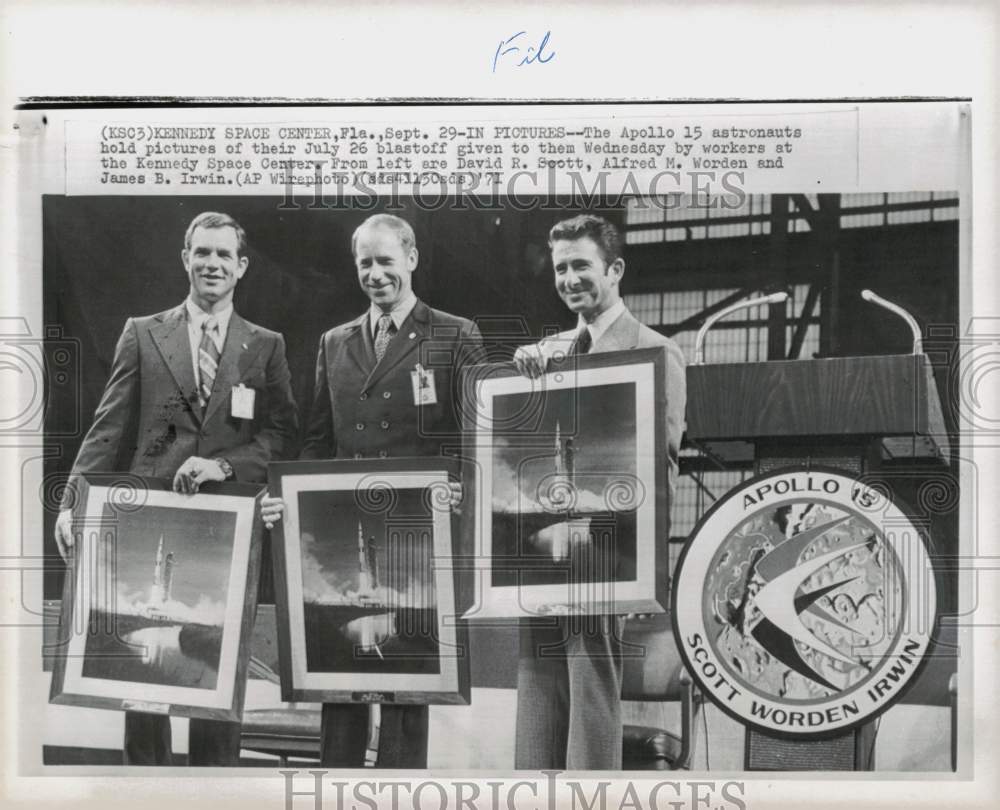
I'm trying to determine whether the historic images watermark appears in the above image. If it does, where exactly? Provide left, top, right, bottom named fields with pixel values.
left=281, top=770, right=748, bottom=810
left=273, top=167, right=749, bottom=213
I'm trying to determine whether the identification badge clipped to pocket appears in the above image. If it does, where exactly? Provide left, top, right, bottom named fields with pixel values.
left=411, top=363, right=437, bottom=406
left=231, top=383, right=256, bottom=419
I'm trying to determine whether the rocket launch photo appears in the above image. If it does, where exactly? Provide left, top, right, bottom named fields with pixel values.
left=295, top=487, right=442, bottom=676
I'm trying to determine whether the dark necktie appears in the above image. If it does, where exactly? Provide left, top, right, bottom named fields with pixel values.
left=374, top=313, right=395, bottom=363
left=198, top=316, right=221, bottom=408
left=571, top=326, right=592, bottom=356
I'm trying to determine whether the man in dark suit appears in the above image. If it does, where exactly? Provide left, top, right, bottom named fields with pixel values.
left=262, top=212, right=483, bottom=768
left=55, top=211, right=299, bottom=766
left=513, top=214, right=686, bottom=769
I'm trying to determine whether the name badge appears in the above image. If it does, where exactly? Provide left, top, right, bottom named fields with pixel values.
left=231, top=384, right=256, bottom=419
left=411, top=363, right=437, bottom=406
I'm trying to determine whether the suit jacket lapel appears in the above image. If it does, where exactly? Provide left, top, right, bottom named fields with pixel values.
left=362, top=299, right=426, bottom=392
left=593, top=308, right=640, bottom=352
left=203, top=313, right=261, bottom=425
left=149, top=304, right=201, bottom=423
left=345, top=313, right=375, bottom=381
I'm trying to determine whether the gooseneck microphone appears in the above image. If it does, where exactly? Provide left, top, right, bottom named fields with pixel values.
left=693, top=292, right=790, bottom=365
left=861, top=289, right=923, bottom=354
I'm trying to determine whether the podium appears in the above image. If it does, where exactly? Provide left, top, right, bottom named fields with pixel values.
left=685, top=353, right=949, bottom=770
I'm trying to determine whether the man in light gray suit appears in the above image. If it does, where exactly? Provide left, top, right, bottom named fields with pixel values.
left=513, top=214, right=686, bottom=770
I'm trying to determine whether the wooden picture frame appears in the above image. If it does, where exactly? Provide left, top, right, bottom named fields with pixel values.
left=270, top=457, right=469, bottom=705
left=462, top=347, right=670, bottom=618
left=49, top=475, right=265, bottom=722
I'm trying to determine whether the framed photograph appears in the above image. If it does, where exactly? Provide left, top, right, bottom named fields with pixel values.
left=49, top=475, right=265, bottom=722
left=270, top=457, right=469, bottom=704
left=463, top=347, right=670, bottom=618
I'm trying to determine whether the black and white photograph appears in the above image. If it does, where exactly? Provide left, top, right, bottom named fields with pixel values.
left=467, top=349, right=669, bottom=615
left=1, top=73, right=988, bottom=809
left=49, top=476, right=264, bottom=721
left=79, top=503, right=235, bottom=690
left=34, top=177, right=967, bottom=773
left=297, top=489, right=441, bottom=676
left=270, top=459, right=468, bottom=704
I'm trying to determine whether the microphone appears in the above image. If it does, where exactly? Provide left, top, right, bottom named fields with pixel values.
left=693, top=292, right=789, bottom=365
left=860, top=289, right=922, bottom=354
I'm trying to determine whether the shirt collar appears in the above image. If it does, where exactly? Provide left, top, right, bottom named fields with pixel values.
left=186, top=297, right=234, bottom=333
left=368, top=292, right=417, bottom=335
left=577, top=299, right=626, bottom=345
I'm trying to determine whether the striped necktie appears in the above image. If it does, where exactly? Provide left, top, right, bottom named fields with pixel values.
left=374, top=313, right=395, bottom=363
left=198, top=316, right=221, bottom=408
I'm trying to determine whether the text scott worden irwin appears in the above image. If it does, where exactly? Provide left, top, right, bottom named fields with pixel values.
left=281, top=771, right=748, bottom=810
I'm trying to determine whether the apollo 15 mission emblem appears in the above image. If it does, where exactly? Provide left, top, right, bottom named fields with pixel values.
left=672, top=468, right=937, bottom=736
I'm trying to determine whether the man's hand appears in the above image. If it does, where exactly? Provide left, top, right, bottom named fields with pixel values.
left=261, top=495, right=286, bottom=529
left=54, top=509, right=74, bottom=562
left=172, top=456, right=227, bottom=494
left=513, top=343, right=549, bottom=378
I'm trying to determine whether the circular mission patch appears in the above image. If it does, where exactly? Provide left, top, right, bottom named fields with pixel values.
left=671, top=467, right=937, bottom=737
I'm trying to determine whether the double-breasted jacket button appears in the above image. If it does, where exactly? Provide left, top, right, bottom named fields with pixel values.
left=382, top=391, right=391, bottom=399
left=360, top=393, right=368, bottom=401
left=356, top=422, right=365, bottom=430
left=380, top=420, right=390, bottom=429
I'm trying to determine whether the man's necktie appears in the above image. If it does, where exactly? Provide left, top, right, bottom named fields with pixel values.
left=198, top=316, right=221, bottom=408
left=374, top=313, right=395, bottom=363
left=571, top=326, right=592, bottom=356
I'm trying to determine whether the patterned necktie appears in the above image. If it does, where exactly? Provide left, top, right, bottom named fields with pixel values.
left=571, top=326, right=592, bottom=356
left=374, top=313, right=395, bottom=363
left=198, top=316, right=221, bottom=408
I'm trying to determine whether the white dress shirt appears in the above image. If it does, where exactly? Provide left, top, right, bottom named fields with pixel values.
left=367, top=291, right=418, bottom=337
left=185, top=297, right=233, bottom=378
left=576, top=299, right=627, bottom=348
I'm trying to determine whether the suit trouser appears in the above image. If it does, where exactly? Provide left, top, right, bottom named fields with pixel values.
left=514, top=615, right=625, bottom=770
left=123, top=711, right=242, bottom=766
left=122, top=596, right=258, bottom=767
left=319, top=703, right=429, bottom=768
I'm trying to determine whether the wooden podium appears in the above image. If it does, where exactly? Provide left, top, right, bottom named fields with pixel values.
left=685, top=353, right=949, bottom=770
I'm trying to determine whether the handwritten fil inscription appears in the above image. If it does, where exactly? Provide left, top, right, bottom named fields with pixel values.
left=493, top=31, right=555, bottom=73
